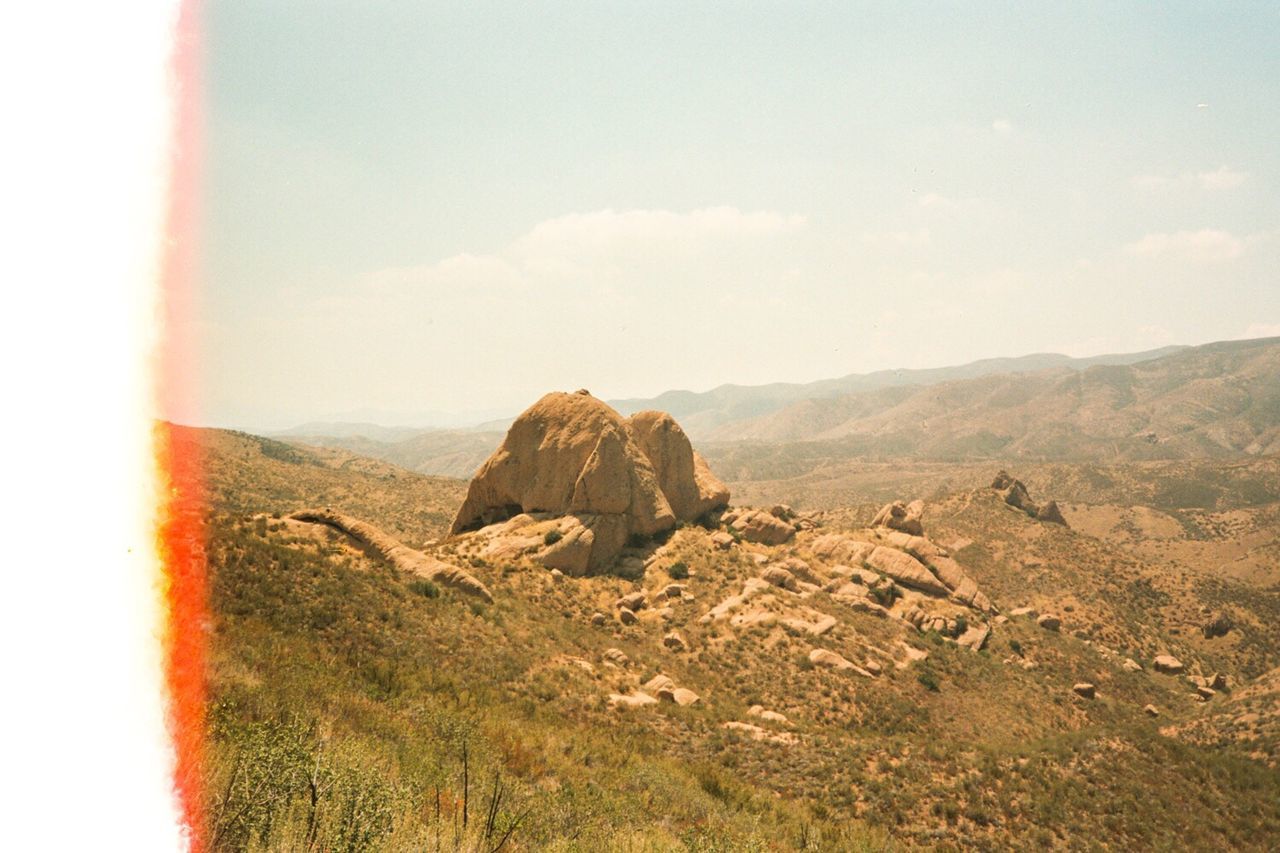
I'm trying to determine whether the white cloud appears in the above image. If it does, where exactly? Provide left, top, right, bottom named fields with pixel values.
left=992, top=118, right=1013, bottom=136
left=1130, top=165, right=1247, bottom=192
left=1123, top=229, right=1244, bottom=262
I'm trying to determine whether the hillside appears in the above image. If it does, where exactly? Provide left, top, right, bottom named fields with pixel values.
left=608, top=345, right=1186, bottom=437
left=187, top=420, right=1280, bottom=850
left=705, top=336, right=1280, bottom=459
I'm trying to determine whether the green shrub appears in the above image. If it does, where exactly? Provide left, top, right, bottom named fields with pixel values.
left=667, top=561, right=689, bottom=580
left=409, top=578, right=440, bottom=599
left=917, top=670, right=940, bottom=692
left=543, top=529, right=563, bottom=546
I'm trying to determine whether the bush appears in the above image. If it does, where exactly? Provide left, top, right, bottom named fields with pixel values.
left=667, top=561, right=689, bottom=580
left=409, top=579, right=440, bottom=599
left=543, top=529, right=563, bottom=546
left=917, top=669, right=941, bottom=692
left=1009, top=639, right=1023, bottom=657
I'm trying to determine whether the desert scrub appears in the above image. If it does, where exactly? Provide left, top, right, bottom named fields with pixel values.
left=667, top=561, right=690, bottom=580
left=543, top=529, right=563, bottom=546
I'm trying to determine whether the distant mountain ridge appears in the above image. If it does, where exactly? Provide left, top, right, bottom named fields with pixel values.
left=608, top=345, right=1188, bottom=438
left=278, top=338, right=1277, bottom=477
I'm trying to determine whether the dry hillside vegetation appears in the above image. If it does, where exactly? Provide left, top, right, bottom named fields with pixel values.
left=189, top=393, right=1280, bottom=850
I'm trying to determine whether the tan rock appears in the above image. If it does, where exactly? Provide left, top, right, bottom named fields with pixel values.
left=616, top=591, right=648, bottom=611
left=746, top=705, right=791, bottom=726
left=1036, top=500, right=1067, bottom=526
left=451, top=392, right=729, bottom=572
left=608, top=691, right=657, bottom=709
left=1196, top=686, right=1216, bottom=700
left=809, top=648, right=873, bottom=676
left=643, top=674, right=675, bottom=693
left=866, top=546, right=949, bottom=596
left=956, top=623, right=991, bottom=652
left=590, top=612, right=607, bottom=627
left=627, top=410, right=730, bottom=521
left=657, top=686, right=700, bottom=706
left=602, top=648, right=629, bottom=667
left=1037, top=614, right=1061, bottom=632
left=618, top=607, right=638, bottom=625
left=1143, top=704, right=1160, bottom=717
left=663, top=631, right=689, bottom=652
left=810, top=534, right=876, bottom=566
left=1009, top=607, right=1038, bottom=618
left=729, top=509, right=796, bottom=545
left=871, top=499, right=925, bottom=535
left=721, top=721, right=798, bottom=745
left=710, top=531, right=735, bottom=550
left=761, top=565, right=800, bottom=592
left=288, top=508, right=493, bottom=601
left=1153, top=655, right=1185, bottom=675
left=1122, top=658, right=1143, bottom=672
left=1072, top=682, right=1096, bottom=699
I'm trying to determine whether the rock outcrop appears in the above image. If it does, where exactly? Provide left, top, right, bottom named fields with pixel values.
left=866, top=546, right=951, bottom=597
left=627, top=410, right=730, bottom=521
left=289, top=508, right=493, bottom=602
left=1153, top=655, right=1185, bottom=675
left=991, top=470, right=1068, bottom=527
left=872, top=499, right=925, bottom=535
left=724, top=508, right=796, bottom=544
left=449, top=391, right=728, bottom=572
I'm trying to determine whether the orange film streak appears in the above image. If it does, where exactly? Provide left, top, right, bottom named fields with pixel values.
left=158, top=0, right=206, bottom=848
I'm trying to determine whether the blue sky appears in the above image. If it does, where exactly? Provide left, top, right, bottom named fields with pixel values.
left=195, top=2, right=1280, bottom=429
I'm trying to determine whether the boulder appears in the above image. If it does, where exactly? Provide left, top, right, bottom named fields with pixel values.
left=1036, top=500, right=1068, bottom=526
left=608, top=692, right=657, bottom=709
left=451, top=391, right=728, bottom=572
left=1195, top=686, right=1216, bottom=701
left=661, top=583, right=686, bottom=599
left=618, top=607, right=638, bottom=625
left=657, top=686, right=700, bottom=706
left=1009, top=607, right=1038, bottom=618
left=1153, top=655, right=1184, bottom=675
left=1037, top=614, right=1061, bottom=632
left=1122, top=658, right=1143, bottom=672
left=616, top=591, right=648, bottom=612
left=643, top=674, right=675, bottom=693
left=871, top=500, right=925, bottom=535
left=590, top=612, right=607, bottom=627
left=1072, top=683, right=1096, bottom=699
left=627, top=410, right=730, bottom=521
left=1202, top=612, right=1233, bottom=639
left=663, top=631, right=689, bottom=652
left=865, top=546, right=950, bottom=596
left=1143, top=704, right=1160, bottom=717
left=710, top=531, right=735, bottom=550
left=746, top=705, right=791, bottom=726
left=729, top=509, right=796, bottom=545
left=956, top=623, right=991, bottom=652
left=602, top=648, right=629, bottom=667
left=761, top=565, right=800, bottom=592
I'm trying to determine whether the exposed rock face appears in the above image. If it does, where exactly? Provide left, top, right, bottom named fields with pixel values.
left=811, top=534, right=876, bottom=566
left=1073, top=683, right=1097, bottom=699
left=450, top=391, right=729, bottom=572
left=725, top=508, right=796, bottom=544
left=872, top=500, right=925, bottom=535
left=991, top=470, right=1069, bottom=527
left=289, top=508, right=493, bottom=602
left=1143, top=704, right=1160, bottom=717
left=761, top=565, right=800, bottom=592
left=809, top=648, right=875, bottom=677
left=866, top=546, right=950, bottom=596
left=627, top=410, right=730, bottom=521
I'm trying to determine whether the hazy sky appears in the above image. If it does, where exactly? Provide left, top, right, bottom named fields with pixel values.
left=194, top=2, right=1280, bottom=430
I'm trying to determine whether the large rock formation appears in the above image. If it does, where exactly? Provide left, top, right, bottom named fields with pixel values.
left=627, top=410, right=730, bottom=521
left=449, top=391, right=729, bottom=572
left=991, top=470, right=1068, bottom=527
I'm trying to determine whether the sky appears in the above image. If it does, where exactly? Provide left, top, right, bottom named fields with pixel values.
left=193, top=2, right=1280, bottom=431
